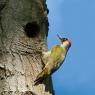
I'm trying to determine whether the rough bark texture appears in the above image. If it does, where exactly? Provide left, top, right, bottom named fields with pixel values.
left=0, top=0, right=54, bottom=95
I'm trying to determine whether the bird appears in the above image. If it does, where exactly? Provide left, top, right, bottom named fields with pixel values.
left=34, top=35, right=71, bottom=85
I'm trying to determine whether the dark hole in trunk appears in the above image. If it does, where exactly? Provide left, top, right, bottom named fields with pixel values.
left=24, top=21, right=40, bottom=37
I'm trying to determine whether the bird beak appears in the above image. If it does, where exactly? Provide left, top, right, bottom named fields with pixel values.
left=57, top=34, right=68, bottom=42
left=57, top=34, right=63, bottom=42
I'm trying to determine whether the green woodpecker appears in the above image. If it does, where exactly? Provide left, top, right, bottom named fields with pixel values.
left=34, top=35, right=71, bottom=85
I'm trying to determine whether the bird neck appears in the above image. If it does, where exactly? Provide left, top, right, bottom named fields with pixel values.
left=61, top=44, right=69, bottom=50
left=61, top=41, right=71, bottom=50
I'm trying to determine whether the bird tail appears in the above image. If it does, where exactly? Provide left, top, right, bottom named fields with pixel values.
left=34, top=68, right=47, bottom=85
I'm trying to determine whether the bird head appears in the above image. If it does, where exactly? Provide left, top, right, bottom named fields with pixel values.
left=57, top=34, right=71, bottom=48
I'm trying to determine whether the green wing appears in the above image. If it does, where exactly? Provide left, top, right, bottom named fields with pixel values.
left=50, top=45, right=67, bottom=69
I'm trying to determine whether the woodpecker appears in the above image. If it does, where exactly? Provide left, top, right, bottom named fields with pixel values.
left=34, top=35, right=71, bottom=85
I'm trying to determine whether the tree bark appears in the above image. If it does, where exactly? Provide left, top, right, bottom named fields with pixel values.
left=0, top=0, right=54, bottom=95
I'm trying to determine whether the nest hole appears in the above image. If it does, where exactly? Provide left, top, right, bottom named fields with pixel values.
left=24, top=21, right=40, bottom=38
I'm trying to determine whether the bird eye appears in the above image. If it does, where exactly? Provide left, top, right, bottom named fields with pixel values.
left=65, top=38, right=68, bottom=40
left=63, top=38, right=68, bottom=41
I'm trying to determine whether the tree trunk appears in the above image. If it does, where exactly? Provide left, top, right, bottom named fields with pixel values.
left=0, top=0, right=54, bottom=95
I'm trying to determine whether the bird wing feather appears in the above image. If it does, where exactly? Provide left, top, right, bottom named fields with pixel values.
left=49, top=45, right=66, bottom=70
